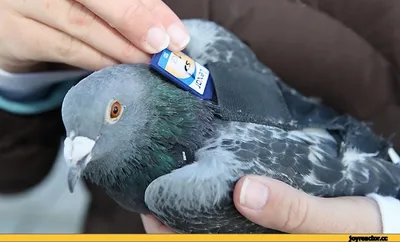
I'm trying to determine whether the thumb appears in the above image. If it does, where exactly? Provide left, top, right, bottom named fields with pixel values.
left=233, top=175, right=383, bottom=233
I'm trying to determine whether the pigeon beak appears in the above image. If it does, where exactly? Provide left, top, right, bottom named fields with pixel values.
left=67, top=162, right=85, bottom=193
left=63, top=136, right=96, bottom=193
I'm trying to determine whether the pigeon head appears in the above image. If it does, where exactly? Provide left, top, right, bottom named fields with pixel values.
left=61, top=63, right=215, bottom=193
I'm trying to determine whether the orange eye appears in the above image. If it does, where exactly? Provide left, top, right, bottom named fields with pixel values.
left=110, top=101, right=122, bottom=119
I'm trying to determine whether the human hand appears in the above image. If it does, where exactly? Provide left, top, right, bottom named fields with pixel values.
left=141, top=175, right=384, bottom=234
left=233, top=175, right=383, bottom=233
left=0, top=0, right=189, bottom=72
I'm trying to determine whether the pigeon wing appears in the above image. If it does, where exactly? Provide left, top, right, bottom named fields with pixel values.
left=144, top=122, right=400, bottom=233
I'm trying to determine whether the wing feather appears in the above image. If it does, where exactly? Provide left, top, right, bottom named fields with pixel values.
left=145, top=122, right=400, bottom=233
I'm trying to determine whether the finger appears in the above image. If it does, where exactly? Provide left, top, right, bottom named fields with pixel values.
left=14, top=0, right=150, bottom=64
left=141, top=0, right=190, bottom=51
left=18, top=17, right=118, bottom=70
left=233, top=175, right=382, bottom=233
left=75, top=0, right=170, bottom=53
left=140, top=214, right=175, bottom=234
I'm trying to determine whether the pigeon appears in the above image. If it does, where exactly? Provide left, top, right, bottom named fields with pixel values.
left=61, top=19, right=400, bottom=234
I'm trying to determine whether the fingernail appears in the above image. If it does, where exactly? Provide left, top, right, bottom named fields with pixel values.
left=239, top=178, right=269, bottom=210
left=147, top=27, right=170, bottom=52
left=167, top=24, right=190, bottom=49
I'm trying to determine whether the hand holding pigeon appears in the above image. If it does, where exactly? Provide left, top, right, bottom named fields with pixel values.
left=233, top=175, right=383, bottom=233
left=141, top=174, right=383, bottom=233
left=61, top=19, right=400, bottom=233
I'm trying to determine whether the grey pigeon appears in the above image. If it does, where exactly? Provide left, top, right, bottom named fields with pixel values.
left=61, top=19, right=400, bottom=234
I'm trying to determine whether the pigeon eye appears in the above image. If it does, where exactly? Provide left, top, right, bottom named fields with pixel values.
left=105, top=99, right=124, bottom=124
left=110, top=101, right=122, bottom=119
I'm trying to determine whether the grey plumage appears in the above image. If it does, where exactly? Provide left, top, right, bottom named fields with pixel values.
left=61, top=19, right=400, bottom=234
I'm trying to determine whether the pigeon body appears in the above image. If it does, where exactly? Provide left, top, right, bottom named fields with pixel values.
left=61, top=19, right=400, bottom=233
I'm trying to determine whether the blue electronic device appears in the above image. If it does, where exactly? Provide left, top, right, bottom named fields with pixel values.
left=149, top=49, right=214, bottom=100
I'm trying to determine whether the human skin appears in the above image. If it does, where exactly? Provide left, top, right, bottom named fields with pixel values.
left=0, top=0, right=190, bottom=72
